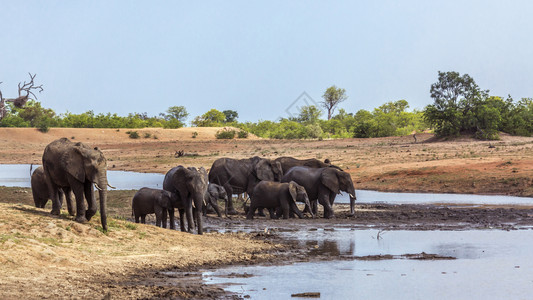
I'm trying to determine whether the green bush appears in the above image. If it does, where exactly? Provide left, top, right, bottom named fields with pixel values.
left=127, top=131, right=140, bottom=139
left=215, top=128, right=236, bottom=139
left=237, top=130, right=249, bottom=138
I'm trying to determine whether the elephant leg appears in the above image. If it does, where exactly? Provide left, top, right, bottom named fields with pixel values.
left=134, top=214, right=140, bottom=223
left=161, top=209, right=168, bottom=229
left=155, top=213, right=162, bottom=227
left=178, top=209, right=187, bottom=232
left=202, top=203, right=208, bottom=217
left=84, top=182, right=97, bottom=221
left=50, top=187, right=61, bottom=215
left=268, top=208, right=277, bottom=219
left=290, top=201, right=304, bottom=219
left=211, top=198, right=222, bottom=217
left=318, top=193, right=333, bottom=219
left=63, top=188, right=75, bottom=216
left=311, top=200, right=318, bottom=216
left=246, top=204, right=256, bottom=220
left=257, top=208, right=266, bottom=217
left=155, top=206, right=163, bottom=228
left=281, top=200, right=290, bottom=219
left=69, top=177, right=87, bottom=223
left=141, top=215, right=146, bottom=224
left=224, top=185, right=237, bottom=215
left=328, top=191, right=337, bottom=218
left=168, top=209, right=176, bottom=230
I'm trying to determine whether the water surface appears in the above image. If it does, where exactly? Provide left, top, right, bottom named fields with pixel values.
left=205, top=229, right=533, bottom=300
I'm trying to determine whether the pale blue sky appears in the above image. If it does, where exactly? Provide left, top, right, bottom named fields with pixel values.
left=1, top=1, right=532, bottom=123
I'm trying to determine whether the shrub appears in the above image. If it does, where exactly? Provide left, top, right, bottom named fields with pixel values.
left=192, top=131, right=198, bottom=138
left=215, top=128, right=236, bottom=139
left=144, top=132, right=152, bottom=138
left=237, top=130, right=249, bottom=138
left=127, top=131, right=140, bottom=139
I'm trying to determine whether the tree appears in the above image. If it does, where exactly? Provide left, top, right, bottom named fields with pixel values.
left=191, top=109, right=225, bottom=127
left=321, top=85, right=348, bottom=120
left=163, top=106, right=188, bottom=122
left=424, top=71, right=489, bottom=137
left=0, top=73, right=43, bottom=121
left=297, top=105, right=322, bottom=124
left=223, top=110, right=238, bottom=123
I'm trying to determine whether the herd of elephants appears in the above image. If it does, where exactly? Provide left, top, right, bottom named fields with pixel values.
left=31, top=138, right=357, bottom=234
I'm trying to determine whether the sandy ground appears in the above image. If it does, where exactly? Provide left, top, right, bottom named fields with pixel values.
left=1, top=127, right=533, bottom=299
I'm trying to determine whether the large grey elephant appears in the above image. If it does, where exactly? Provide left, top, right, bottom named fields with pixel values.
left=42, top=138, right=111, bottom=231
left=208, top=156, right=283, bottom=215
left=31, top=166, right=75, bottom=215
left=282, top=166, right=356, bottom=218
left=163, top=166, right=208, bottom=234
left=274, top=157, right=342, bottom=172
left=203, top=183, right=228, bottom=217
left=131, top=187, right=173, bottom=228
left=247, top=181, right=313, bottom=220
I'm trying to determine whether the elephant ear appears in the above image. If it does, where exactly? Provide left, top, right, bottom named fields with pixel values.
left=255, top=159, right=273, bottom=181
left=288, top=181, right=298, bottom=202
left=198, top=167, right=208, bottom=184
left=65, top=146, right=86, bottom=182
left=321, top=169, right=340, bottom=194
left=273, top=161, right=283, bottom=179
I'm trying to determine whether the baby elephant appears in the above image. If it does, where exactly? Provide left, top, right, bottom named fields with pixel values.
left=203, top=183, right=228, bottom=217
left=132, top=187, right=174, bottom=228
left=247, top=181, right=313, bottom=220
left=31, top=166, right=75, bottom=216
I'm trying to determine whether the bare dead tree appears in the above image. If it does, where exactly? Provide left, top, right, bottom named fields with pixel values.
left=0, top=73, right=43, bottom=120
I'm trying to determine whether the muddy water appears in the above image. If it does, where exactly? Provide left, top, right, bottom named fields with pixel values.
left=204, top=229, right=533, bottom=299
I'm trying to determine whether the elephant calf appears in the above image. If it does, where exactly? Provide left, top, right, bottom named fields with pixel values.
left=247, top=181, right=312, bottom=220
left=132, top=187, right=174, bottom=228
left=203, top=183, right=228, bottom=217
left=31, top=166, right=75, bottom=216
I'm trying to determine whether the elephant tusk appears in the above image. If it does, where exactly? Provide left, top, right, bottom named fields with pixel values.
left=107, top=183, right=116, bottom=189
left=94, top=183, right=103, bottom=191
left=349, top=193, right=355, bottom=198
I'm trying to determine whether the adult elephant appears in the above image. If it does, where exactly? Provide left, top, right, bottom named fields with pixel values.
left=208, top=156, right=283, bottom=214
left=42, top=138, right=111, bottom=231
left=163, top=166, right=208, bottom=234
left=31, top=166, right=75, bottom=215
left=274, top=156, right=343, bottom=172
left=282, top=166, right=356, bottom=218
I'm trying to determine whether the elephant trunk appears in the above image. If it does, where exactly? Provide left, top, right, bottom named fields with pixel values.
left=193, top=191, right=204, bottom=234
left=97, top=177, right=108, bottom=231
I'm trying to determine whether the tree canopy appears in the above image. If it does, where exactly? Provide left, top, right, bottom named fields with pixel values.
left=321, top=85, right=348, bottom=120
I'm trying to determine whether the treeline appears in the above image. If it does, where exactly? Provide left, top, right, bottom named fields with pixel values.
left=236, top=100, right=426, bottom=139
left=1, top=71, right=532, bottom=139
left=0, top=98, right=426, bottom=139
